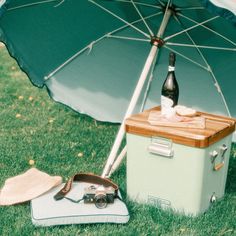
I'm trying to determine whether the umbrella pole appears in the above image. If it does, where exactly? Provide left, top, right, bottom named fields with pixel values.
left=102, top=8, right=173, bottom=178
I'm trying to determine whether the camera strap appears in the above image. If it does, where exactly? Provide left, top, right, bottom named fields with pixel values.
left=54, top=173, right=119, bottom=201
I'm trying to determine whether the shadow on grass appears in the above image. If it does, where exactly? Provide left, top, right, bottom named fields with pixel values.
left=226, top=143, right=236, bottom=194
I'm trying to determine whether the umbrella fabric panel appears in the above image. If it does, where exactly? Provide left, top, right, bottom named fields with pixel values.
left=0, top=0, right=144, bottom=86
left=0, top=0, right=8, bottom=16
left=202, top=0, right=236, bottom=23
left=201, top=47, right=236, bottom=118
left=46, top=35, right=152, bottom=122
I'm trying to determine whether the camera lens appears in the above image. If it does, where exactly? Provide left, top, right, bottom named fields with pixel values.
left=94, top=194, right=107, bottom=209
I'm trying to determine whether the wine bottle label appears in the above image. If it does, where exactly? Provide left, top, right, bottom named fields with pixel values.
left=161, top=95, right=174, bottom=107
left=161, top=95, right=174, bottom=115
left=168, top=66, right=175, bottom=72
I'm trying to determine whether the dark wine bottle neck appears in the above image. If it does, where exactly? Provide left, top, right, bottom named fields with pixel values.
left=169, top=52, right=176, bottom=67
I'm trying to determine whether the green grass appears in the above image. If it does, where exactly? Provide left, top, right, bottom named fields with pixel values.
left=0, top=43, right=236, bottom=236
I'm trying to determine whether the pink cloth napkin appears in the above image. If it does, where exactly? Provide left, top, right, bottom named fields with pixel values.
left=0, top=168, right=62, bottom=205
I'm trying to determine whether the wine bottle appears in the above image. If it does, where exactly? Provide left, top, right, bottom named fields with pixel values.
left=161, top=52, right=179, bottom=113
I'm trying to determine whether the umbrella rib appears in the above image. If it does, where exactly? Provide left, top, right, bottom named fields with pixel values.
left=7, top=0, right=63, bottom=11
left=158, top=0, right=165, bottom=7
left=163, top=45, right=209, bottom=71
left=208, top=72, right=231, bottom=116
left=89, top=0, right=150, bottom=38
left=44, top=45, right=89, bottom=80
left=178, top=13, right=236, bottom=47
left=54, top=0, right=64, bottom=7
left=164, top=16, right=219, bottom=41
left=175, top=7, right=205, bottom=11
left=166, top=42, right=236, bottom=51
left=107, top=35, right=150, bottom=42
left=130, top=0, right=154, bottom=36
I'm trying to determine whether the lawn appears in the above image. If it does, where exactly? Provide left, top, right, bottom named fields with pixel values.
left=0, top=43, right=236, bottom=236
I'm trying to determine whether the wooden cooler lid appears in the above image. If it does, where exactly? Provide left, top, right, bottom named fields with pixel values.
left=125, top=106, right=236, bottom=148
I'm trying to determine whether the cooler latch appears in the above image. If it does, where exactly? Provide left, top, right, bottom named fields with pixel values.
left=210, top=144, right=228, bottom=171
left=148, top=137, right=174, bottom=158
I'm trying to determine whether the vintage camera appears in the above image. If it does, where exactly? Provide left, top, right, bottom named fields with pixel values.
left=83, top=185, right=116, bottom=209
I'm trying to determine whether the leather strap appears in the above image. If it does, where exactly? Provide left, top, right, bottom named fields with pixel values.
left=54, top=173, right=119, bottom=201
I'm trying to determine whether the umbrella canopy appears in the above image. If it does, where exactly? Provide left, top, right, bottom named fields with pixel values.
left=0, top=0, right=236, bottom=124
left=1, top=0, right=236, bottom=177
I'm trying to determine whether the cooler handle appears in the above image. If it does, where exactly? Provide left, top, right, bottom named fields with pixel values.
left=148, top=137, right=174, bottom=158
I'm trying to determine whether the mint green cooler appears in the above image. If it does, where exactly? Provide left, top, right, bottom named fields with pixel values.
left=125, top=107, right=236, bottom=216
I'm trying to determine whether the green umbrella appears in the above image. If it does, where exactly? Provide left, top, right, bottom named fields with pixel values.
left=0, top=0, right=235, bottom=177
